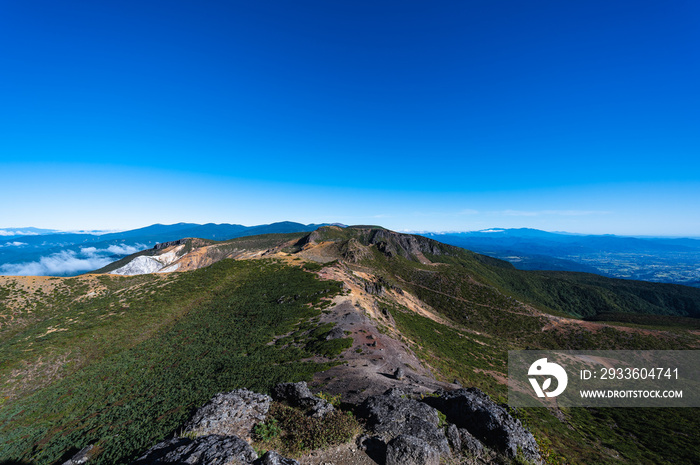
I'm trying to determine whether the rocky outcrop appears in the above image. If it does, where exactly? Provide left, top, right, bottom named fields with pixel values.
left=115, top=382, right=538, bottom=465
left=132, top=435, right=257, bottom=464
left=182, top=389, right=271, bottom=442
left=130, top=387, right=298, bottom=465
left=356, top=388, right=450, bottom=458
left=366, top=229, right=446, bottom=259
left=363, top=276, right=403, bottom=296
left=422, top=387, right=541, bottom=463
left=385, top=435, right=440, bottom=465
left=339, top=238, right=373, bottom=263
left=458, top=428, right=485, bottom=458
left=272, top=381, right=334, bottom=418
left=154, top=239, right=189, bottom=250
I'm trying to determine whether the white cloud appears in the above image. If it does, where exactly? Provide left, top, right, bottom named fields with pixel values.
left=79, top=244, right=146, bottom=257
left=0, top=243, right=148, bottom=276
left=0, top=230, right=39, bottom=236
left=0, top=251, right=113, bottom=276
left=0, top=241, right=27, bottom=247
left=107, top=244, right=145, bottom=255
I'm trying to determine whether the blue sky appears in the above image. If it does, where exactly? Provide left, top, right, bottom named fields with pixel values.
left=1, top=1, right=699, bottom=235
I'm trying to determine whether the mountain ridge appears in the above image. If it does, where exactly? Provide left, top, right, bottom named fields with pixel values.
left=2, top=225, right=699, bottom=464
left=99, top=225, right=700, bottom=320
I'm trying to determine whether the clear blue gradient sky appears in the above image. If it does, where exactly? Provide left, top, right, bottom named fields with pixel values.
left=2, top=1, right=699, bottom=235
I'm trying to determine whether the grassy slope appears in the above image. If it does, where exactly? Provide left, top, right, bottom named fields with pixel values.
left=0, top=259, right=343, bottom=465
left=363, top=250, right=700, bottom=465
left=421, top=241, right=700, bottom=319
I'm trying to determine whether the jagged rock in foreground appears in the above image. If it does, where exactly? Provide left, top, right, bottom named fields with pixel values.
left=443, top=423, right=484, bottom=459
left=385, top=434, right=440, bottom=465
left=127, top=383, right=540, bottom=465
left=182, top=389, right=271, bottom=442
left=458, top=428, right=485, bottom=459
left=355, top=388, right=451, bottom=457
left=423, top=387, right=541, bottom=463
left=132, top=435, right=257, bottom=465
left=272, top=381, right=334, bottom=418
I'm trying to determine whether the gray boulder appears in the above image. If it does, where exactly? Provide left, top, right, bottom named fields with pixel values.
left=422, top=388, right=540, bottom=462
left=182, top=389, right=271, bottom=442
left=356, top=389, right=450, bottom=456
left=132, top=434, right=257, bottom=464
left=394, top=366, right=405, bottom=380
left=385, top=435, right=439, bottom=465
left=253, top=450, right=299, bottom=465
left=272, top=381, right=334, bottom=418
left=445, top=424, right=461, bottom=451
left=458, top=428, right=484, bottom=458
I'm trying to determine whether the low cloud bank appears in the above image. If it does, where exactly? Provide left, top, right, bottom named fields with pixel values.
left=0, top=230, right=40, bottom=236
left=0, top=244, right=147, bottom=276
left=0, top=242, right=27, bottom=247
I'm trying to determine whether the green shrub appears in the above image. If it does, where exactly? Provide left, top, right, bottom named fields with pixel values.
left=253, top=418, right=281, bottom=441
left=265, top=402, right=361, bottom=455
left=316, top=391, right=342, bottom=408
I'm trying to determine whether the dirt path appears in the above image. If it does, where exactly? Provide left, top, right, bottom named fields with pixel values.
left=309, top=264, right=458, bottom=405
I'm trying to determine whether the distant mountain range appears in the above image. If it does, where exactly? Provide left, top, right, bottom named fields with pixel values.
left=2, top=224, right=699, bottom=286
left=0, top=222, right=330, bottom=276
left=422, top=228, right=700, bottom=287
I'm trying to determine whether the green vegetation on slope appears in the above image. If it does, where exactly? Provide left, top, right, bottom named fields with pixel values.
left=367, top=245, right=700, bottom=464
left=423, top=247, right=700, bottom=319
left=321, top=225, right=700, bottom=319
left=0, top=259, right=343, bottom=465
left=391, top=306, right=700, bottom=465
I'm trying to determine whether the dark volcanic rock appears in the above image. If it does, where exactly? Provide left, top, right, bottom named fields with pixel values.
left=253, top=450, right=299, bottom=465
left=356, top=389, right=450, bottom=456
left=385, top=435, right=439, bottom=465
left=445, top=424, right=461, bottom=452
left=364, top=280, right=385, bottom=295
left=272, top=381, right=334, bottom=418
left=154, top=239, right=188, bottom=250
left=132, top=434, right=257, bottom=464
left=458, top=428, right=484, bottom=458
left=182, top=389, right=271, bottom=442
left=339, top=238, right=373, bottom=263
left=422, top=388, right=540, bottom=462
left=367, top=229, right=445, bottom=259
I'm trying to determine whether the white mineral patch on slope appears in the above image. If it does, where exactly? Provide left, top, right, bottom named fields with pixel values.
left=110, top=245, right=184, bottom=276
left=159, top=263, right=180, bottom=273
